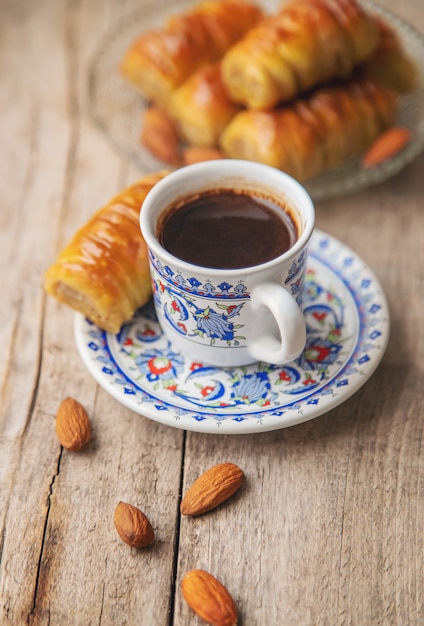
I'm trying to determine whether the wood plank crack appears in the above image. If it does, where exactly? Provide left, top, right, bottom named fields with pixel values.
left=0, top=521, right=6, bottom=571
left=98, top=579, right=106, bottom=626
left=20, top=297, right=47, bottom=443
left=167, top=430, right=187, bottom=626
left=27, top=448, right=63, bottom=626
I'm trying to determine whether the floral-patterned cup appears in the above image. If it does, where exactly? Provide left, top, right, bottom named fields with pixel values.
left=140, top=160, right=315, bottom=367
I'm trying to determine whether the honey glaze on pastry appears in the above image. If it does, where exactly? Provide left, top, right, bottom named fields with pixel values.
left=220, top=0, right=380, bottom=110
left=168, top=64, right=241, bottom=147
left=220, top=78, right=398, bottom=181
left=44, top=172, right=168, bottom=334
left=120, top=0, right=263, bottom=106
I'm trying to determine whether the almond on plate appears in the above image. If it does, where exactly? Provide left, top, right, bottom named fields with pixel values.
left=182, top=569, right=238, bottom=626
left=180, top=462, right=244, bottom=516
left=362, top=126, right=412, bottom=168
left=55, top=397, right=91, bottom=451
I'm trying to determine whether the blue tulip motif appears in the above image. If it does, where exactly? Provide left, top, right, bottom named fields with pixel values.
left=231, top=371, right=271, bottom=406
left=192, top=303, right=245, bottom=346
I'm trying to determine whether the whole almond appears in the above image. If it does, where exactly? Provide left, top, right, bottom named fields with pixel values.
left=182, top=569, right=238, bottom=626
left=180, top=463, right=244, bottom=516
left=114, top=501, right=155, bottom=548
left=55, top=397, right=91, bottom=451
left=362, top=126, right=412, bottom=168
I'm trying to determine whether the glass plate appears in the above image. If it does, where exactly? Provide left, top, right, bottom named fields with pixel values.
left=87, top=0, right=424, bottom=201
left=74, top=230, right=390, bottom=434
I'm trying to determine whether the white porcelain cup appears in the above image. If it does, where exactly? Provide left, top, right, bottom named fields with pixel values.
left=140, top=160, right=315, bottom=367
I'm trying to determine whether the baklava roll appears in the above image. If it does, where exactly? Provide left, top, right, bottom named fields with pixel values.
left=168, top=64, right=241, bottom=147
left=120, top=0, right=263, bottom=106
left=221, top=0, right=380, bottom=110
left=44, top=172, right=168, bottom=334
left=360, top=17, right=418, bottom=93
left=220, top=78, right=398, bottom=180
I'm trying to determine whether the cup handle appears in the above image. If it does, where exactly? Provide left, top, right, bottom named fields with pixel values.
left=249, top=282, right=306, bottom=365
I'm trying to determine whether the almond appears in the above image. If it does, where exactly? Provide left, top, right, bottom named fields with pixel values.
left=182, top=146, right=225, bottom=165
left=182, top=569, right=238, bottom=626
left=180, top=462, right=244, bottom=516
left=114, top=501, right=155, bottom=548
left=140, top=106, right=181, bottom=166
left=362, top=126, right=412, bottom=168
left=55, top=397, right=91, bottom=451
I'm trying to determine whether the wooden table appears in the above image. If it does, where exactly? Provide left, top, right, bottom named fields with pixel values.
left=1, top=0, right=423, bottom=624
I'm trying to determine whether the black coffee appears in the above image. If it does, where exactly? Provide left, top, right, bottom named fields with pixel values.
left=158, top=189, right=298, bottom=270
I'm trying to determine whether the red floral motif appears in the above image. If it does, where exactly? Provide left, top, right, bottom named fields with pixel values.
left=313, top=312, right=327, bottom=322
left=201, top=385, right=215, bottom=397
left=171, top=300, right=180, bottom=312
left=303, top=377, right=317, bottom=386
left=279, top=371, right=292, bottom=382
left=177, top=322, right=187, bottom=332
left=124, top=338, right=133, bottom=346
left=141, top=328, right=156, bottom=337
left=148, top=357, right=172, bottom=375
left=166, top=384, right=177, bottom=391
left=306, top=345, right=332, bottom=362
left=190, top=362, right=204, bottom=371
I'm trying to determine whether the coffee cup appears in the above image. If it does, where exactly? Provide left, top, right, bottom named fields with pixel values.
left=140, top=160, right=315, bottom=367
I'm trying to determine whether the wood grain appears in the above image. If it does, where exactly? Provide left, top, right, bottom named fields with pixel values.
left=1, top=0, right=423, bottom=624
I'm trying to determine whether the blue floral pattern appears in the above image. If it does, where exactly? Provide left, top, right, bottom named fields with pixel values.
left=150, top=247, right=307, bottom=349
left=150, top=251, right=250, bottom=299
left=154, top=279, right=246, bottom=347
left=75, top=230, right=390, bottom=433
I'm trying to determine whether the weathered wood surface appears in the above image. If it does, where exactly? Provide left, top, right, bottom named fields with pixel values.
left=1, top=0, right=423, bottom=624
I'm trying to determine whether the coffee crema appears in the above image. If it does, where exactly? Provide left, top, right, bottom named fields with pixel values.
left=158, top=189, right=298, bottom=270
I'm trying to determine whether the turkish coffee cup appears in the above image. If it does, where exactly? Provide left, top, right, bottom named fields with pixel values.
left=140, top=160, right=315, bottom=367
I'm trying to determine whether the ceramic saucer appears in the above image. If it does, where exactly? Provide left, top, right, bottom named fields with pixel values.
left=74, top=230, right=390, bottom=434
